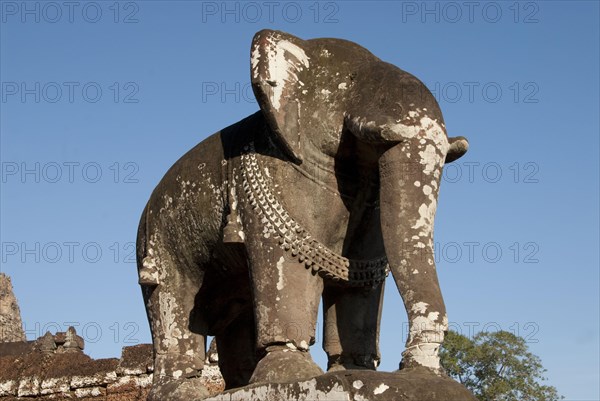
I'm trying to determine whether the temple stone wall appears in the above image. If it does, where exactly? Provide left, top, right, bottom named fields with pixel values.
left=0, top=274, right=224, bottom=401
left=0, top=337, right=224, bottom=401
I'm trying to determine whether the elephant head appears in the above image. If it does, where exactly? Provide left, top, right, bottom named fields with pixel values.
left=251, top=29, right=468, bottom=163
left=251, top=29, right=468, bottom=371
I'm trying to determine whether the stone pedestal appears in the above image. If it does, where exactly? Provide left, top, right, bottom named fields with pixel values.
left=205, top=368, right=477, bottom=401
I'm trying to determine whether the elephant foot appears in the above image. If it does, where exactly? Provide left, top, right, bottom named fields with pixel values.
left=249, top=344, right=324, bottom=384
left=398, top=343, right=445, bottom=376
left=327, top=354, right=378, bottom=371
left=148, top=377, right=210, bottom=401
left=327, top=363, right=347, bottom=372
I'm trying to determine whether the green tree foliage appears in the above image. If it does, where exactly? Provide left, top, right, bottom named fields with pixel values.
left=440, top=330, right=562, bottom=401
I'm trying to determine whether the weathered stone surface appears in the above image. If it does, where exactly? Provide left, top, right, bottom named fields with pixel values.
left=17, top=376, right=40, bottom=397
left=40, top=377, right=70, bottom=395
left=0, top=274, right=25, bottom=343
left=59, top=327, right=85, bottom=353
left=107, top=374, right=152, bottom=393
left=0, top=338, right=225, bottom=401
left=106, top=387, right=151, bottom=401
left=74, top=386, right=106, bottom=398
left=0, top=339, right=157, bottom=400
left=35, top=329, right=85, bottom=355
left=69, top=359, right=119, bottom=387
left=0, top=342, right=33, bottom=358
left=206, top=369, right=477, bottom=401
left=0, top=379, right=17, bottom=397
left=117, top=345, right=153, bottom=376
left=199, top=364, right=225, bottom=396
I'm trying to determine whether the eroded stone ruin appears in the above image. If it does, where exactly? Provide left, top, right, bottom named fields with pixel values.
left=0, top=274, right=225, bottom=401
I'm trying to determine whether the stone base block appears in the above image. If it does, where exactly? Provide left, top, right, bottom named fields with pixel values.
left=204, top=368, right=477, bottom=401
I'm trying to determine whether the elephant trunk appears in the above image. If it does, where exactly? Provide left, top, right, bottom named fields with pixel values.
left=379, top=138, right=448, bottom=372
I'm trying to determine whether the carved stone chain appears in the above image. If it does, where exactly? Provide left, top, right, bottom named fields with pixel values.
left=240, top=144, right=389, bottom=287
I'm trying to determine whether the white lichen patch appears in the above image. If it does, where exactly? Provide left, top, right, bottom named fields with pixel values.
left=412, top=199, right=437, bottom=236
left=373, top=383, right=389, bottom=394
left=139, top=256, right=160, bottom=284
left=40, top=377, right=69, bottom=395
left=276, top=256, right=285, bottom=290
left=229, top=180, right=238, bottom=211
left=338, top=82, right=347, bottom=90
left=409, top=309, right=445, bottom=347
left=428, top=311, right=440, bottom=321
left=378, top=117, right=449, bottom=156
left=352, top=380, right=364, bottom=389
left=259, top=35, right=310, bottom=111
left=0, top=380, right=17, bottom=397
left=251, top=43, right=261, bottom=79
left=411, top=302, right=429, bottom=314
left=404, top=343, right=441, bottom=371
left=74, top=387, right=103, bottom=398
left=158, top=292, right=183, bottom=349
left=418, top=144, right=439, bottom=175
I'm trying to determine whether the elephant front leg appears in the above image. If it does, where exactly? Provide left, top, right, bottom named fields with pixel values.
left=245, top=236, right=324, bottom=384
left=379, top=137, right=449, bottom=374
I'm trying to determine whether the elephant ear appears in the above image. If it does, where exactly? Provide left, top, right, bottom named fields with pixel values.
left=251, top=29, right=310, bottom=164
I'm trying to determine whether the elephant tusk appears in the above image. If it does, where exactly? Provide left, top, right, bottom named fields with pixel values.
left=445, top=136, right=469, bottom=163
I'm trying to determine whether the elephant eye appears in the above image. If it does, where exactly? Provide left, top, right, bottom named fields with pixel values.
left=395, top=102, right=404, bottom=115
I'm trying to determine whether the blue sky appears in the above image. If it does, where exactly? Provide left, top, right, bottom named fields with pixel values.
left=1, top=1, right=598, bottom=399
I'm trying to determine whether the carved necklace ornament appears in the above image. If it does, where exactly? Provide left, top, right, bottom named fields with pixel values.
left=239, top=143, right=389, bottom=287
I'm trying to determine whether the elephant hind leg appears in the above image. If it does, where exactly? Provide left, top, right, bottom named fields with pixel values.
left=141, top=253, right=209, bottom=400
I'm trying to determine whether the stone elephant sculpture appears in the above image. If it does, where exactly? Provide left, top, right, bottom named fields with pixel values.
left=136, top=29, right=469, bottom=400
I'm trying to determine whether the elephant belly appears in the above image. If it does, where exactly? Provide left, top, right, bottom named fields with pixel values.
left=140, top=133, right=229, bottom=278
